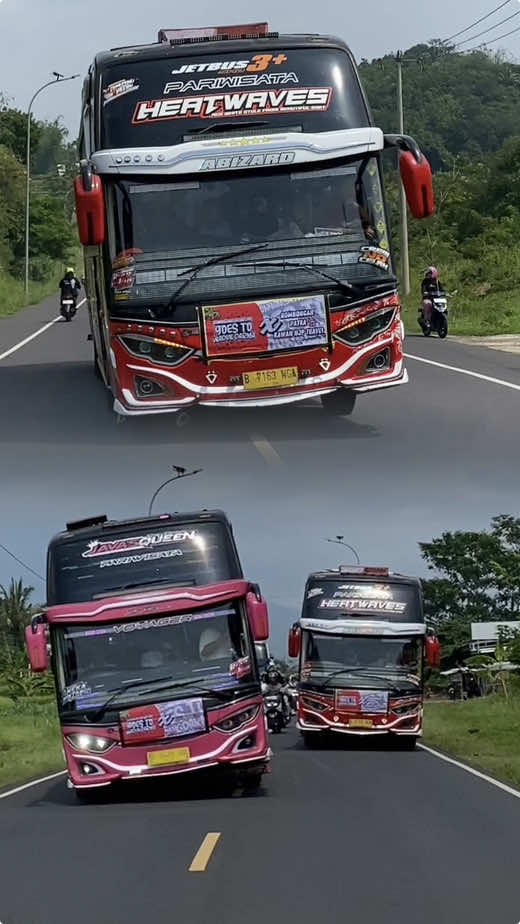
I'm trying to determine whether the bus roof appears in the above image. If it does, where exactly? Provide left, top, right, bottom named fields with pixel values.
left=306, top=569, right=422, bottom=588
left=94, top=33, right=355, bottom=70
left=48, top=509, right=233, bottom=546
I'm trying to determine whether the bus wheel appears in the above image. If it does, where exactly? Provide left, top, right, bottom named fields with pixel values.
left=241, top=771, right=263, bottom=792
left=398, top=737, right=417, bottom=751
left=93, top=344, right=102, bottom=380
left=321, top=388, right=356, bottom=416
left=302, top=732, right=320, bottom=749
left=75, top=787, right=105, bottom=804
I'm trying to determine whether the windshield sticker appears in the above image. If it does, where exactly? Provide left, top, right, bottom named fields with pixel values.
left=170, top=54, right=290, bottom=75
left=229, top=656, right=251, bottom=679
left=164, top=73, right=299, bottom=95
left=201, top=294, right=328, bottom=358
left=318, top=598, right=407, bottom=614
left=132, top=88, right=332, bottom=124
left=336, top=690, right=388, bottom=714
left=104, top=78, right=139, bottom=105
left=67, top=611, right=228, bottom=640
left=111, top=266, right=136, bottom=296
left=82, top=531, right=198, bottom=559
left=358, top=246, right=390, bottom=272
left=200, top=151, right=296, bottom=171
left=120, top=697, right=206, bottom=744
left=62, top=681, right=92, bottom=705
left=307, top=587, right=324, bottom=599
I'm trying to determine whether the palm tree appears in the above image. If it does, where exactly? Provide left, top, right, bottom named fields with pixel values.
left=0, top=579, right=35, bottom=656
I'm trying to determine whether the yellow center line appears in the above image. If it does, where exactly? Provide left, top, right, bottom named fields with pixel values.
left=251, top=434, right=283, bottom=466
left=188, top=832, right=221, bottom=872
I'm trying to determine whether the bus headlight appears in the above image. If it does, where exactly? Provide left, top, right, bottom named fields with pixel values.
left=214, top=706, right=259, bottom=733
left=334, top=308, right=395, bottom=346
left=66, top=733, right=114, bottom=753
left=119, top=335, right=193, bottom=366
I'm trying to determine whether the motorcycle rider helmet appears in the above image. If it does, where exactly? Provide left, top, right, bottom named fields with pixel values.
left=66, top=267, right=75, bottom=274
left=426, top=265, right=438, bottom=280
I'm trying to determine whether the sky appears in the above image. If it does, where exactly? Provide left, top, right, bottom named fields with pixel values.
left=1, top=0, right=520, bottom=134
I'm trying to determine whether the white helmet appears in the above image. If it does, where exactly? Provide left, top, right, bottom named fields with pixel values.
left=199, top=627, right=229, bottom=661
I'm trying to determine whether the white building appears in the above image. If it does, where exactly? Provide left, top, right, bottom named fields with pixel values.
left=470, top=621, right=520, bottom=654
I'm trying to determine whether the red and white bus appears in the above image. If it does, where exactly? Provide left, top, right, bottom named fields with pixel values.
left=289, top=566, right=441, bottom=748
left=26, top=510, right=270, bottom=799
left=76, top=22, right=434, bottom=417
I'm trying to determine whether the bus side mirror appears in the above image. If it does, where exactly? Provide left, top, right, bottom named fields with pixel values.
left=25, top=623, right=49, bottom=672
left=246, top=593, right=269, bottom=641
left=74, top=168, right=105, bottom=246
left=288, top=624, right=301, bottom=659
left=425, top=635, right=441, bottom=668
left=399, top=150, right=435, bottom=219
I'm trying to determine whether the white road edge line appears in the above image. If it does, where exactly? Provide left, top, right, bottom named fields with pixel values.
left=0, top=298, right=87, bottom=362
left=405, top=352, right=520, bottom=392
left=418, top=743, right=520, bottom=799
left=0, top=769, right=66, bottom=800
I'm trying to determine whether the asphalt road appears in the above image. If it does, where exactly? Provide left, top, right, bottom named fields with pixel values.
left=1, top=297, right=520, bottom=651
left=1, top=298, right=520, bottom=923
left=1, top=729, right=520, bottom=924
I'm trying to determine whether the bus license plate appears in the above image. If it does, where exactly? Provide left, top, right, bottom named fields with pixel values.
left=243, top=367, right=298, bottom=390
left=349, top=719, right=373, bottom=729
left=147, top=747, right=190, bottom=768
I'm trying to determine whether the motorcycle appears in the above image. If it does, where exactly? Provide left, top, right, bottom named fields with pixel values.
left=262, top=683, right=287, bottom=733
left=419, top=294, right=448, bottom=338
left=60, top=294, right=77, bottom=322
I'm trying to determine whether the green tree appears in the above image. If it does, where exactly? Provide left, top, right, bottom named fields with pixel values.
left=0, top=579, right=35, bottom=660
left=420, top=515, right=520, bottom=659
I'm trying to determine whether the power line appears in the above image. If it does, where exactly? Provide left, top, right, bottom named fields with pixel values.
left=0, top=542, right=44, bottom=583
left=465, top=22, right=520, bottom=49
left=443, top=0, right=514, bottom=43
left=455, top=8, right=520, bottom=46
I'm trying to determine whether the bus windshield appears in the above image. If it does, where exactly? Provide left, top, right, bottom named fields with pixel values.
left=47, top=521, right=241, bottom=604
left=302, top=632, right=422, bottom=690
left=100, top=48, right=369, bottom=149
left=108, top=157, right=391, bottom=308
left=54, top=602, right=252, bottom=713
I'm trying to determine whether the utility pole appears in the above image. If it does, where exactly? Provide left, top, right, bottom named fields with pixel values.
left=24, top=73, right=79, bottom=301
left=396, top=53, right=410, bottom=296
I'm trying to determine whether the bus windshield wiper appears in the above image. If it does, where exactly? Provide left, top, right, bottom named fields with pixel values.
left=92, top=578, right=196, bottom=599
left=169, top=243, right=269, bottom=305
left=186, top=120, right=269, bottom=137
left=88, top=674, right=232, bottom=720
left=316, top=667, right=400, bottom=691
left=89, top=675, right=176, bottom=720
left=235, top=259, right=364, bottom=296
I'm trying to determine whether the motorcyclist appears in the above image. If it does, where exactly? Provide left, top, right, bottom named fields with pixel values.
left=59, top=267, right=82, bottom=304
left=420, top=266, right=445, bottom=328
left=262, top=663, right=291, bottom=724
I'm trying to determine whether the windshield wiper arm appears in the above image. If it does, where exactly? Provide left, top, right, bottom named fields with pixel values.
left=235, top=260, right=364, bottom=296
left=186, top=120, right=269, bottom=137
left=169, top=243, right=269, bottom=306
left=316, top=667, right=401, bottom=691
left=89, top=675, right=175, bottom=720
left=88, top=674, right=235, bottom=720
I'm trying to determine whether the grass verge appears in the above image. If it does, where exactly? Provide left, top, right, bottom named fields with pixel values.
left=0, top=698, right=63, bottom=790
left=0, top=247, right=83, bottom=319
left=424, top=696, right=520, bottom=789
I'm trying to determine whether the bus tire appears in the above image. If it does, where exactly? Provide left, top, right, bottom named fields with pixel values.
left=302, top=732, right=320, bottom=749
left=75, top=787, right=105, bottom=804
left=321, top=388, right=356, bottom=416
left=398, top=736, right=417, bottom=750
